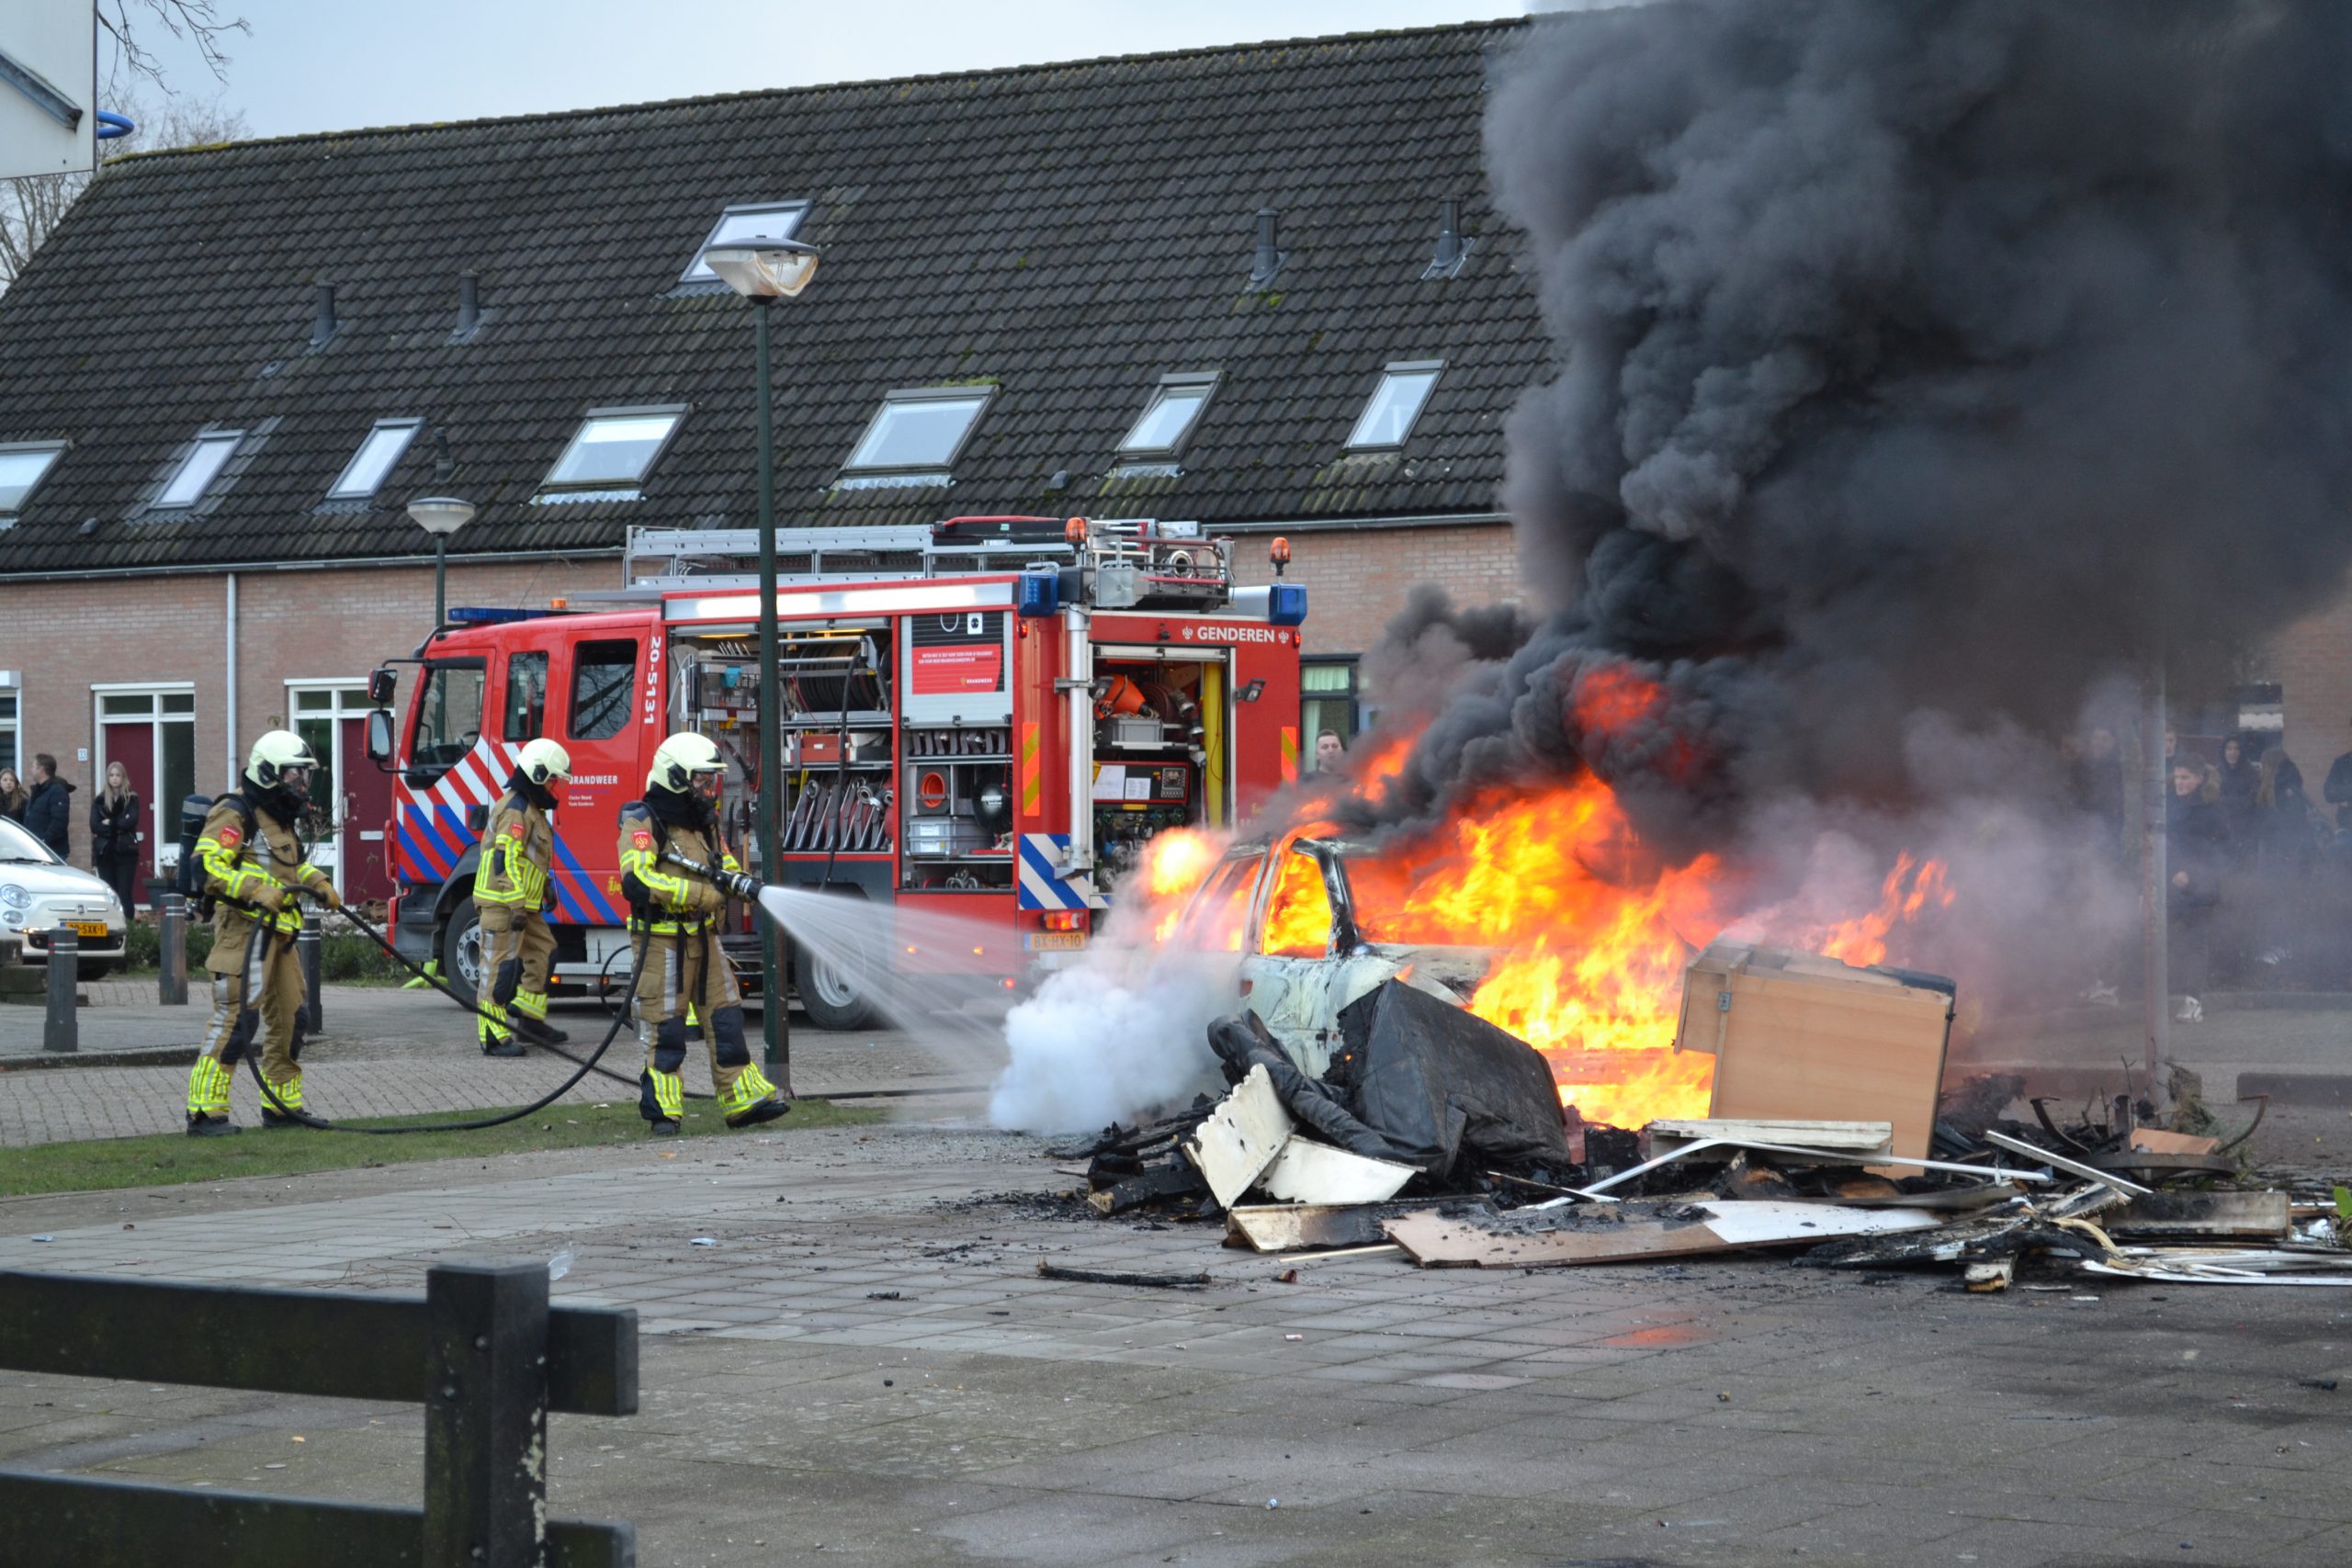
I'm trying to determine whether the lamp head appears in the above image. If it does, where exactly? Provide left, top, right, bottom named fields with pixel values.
left=407, top=496, right=476, bottom=536
left=702, top=236, right=820, bottom=300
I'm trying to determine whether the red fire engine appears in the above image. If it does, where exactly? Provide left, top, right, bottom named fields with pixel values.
left=366, top=517, right=1306, bottom=1028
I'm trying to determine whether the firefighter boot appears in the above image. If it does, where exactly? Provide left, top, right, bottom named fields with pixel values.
left=712, top=1009, right=789, bottom=1128
left=639, top=1027, right=686, bottom=1136
left=185, top=1040, right=241, bottom=1136
left=187, top=1114, right=241, bottom=1137
left=511, top=988, right=568, bottom=1044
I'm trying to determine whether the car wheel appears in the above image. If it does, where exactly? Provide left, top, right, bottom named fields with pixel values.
left=439, top=901, right=484, bottom=1009
left=798, top=947, right=875, bottom=1032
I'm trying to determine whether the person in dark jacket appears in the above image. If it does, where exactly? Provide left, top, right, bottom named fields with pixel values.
left=23, top=754, right=73, bottom=860
left=2166, top=760, right=2227, bottom=1021
left=2216, top=735, right=2260, bottom=855
left=90, top=760, right=142, bottom=915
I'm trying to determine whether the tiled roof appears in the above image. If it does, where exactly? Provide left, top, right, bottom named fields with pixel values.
left=0, top=17, right=1540, bottom=577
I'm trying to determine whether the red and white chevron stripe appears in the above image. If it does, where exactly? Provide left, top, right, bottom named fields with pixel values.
left=429, top=739, right=526, bottom=807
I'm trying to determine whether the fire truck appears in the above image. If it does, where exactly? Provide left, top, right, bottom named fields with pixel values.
left=364, top=517, right=1306, bottom=1028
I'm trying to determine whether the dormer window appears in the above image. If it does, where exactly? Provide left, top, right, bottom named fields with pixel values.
left=682, top=202, right=810, bottom=284
left=540, top=406, right=685, bottom=494
left=842, top=387, right=994, bottom=477
left=154, top=431, right=244, bottom=509
left=327, top=419, right=422, bottom=501
left=1117, top=374, right=1218, bottom=461
left=0, top=441, right=68, bottom=517
left=1345, top=361, right=1442, bottom=450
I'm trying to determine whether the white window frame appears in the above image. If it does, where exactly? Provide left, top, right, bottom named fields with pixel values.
left=287, top=681, right=373, bottom=891
left=539, top=404, right=687, bottom=493
left=91, top=682, right=198, bottom=892
left=0, top=673, right=19, bottom=777
left=1345, top=360, right=1443, bottom=451
left=842, top=386, right=996, bottom=476
left=1117, top=373, right=1219, bottom=460
left=681, top=201, right=810, bottom=284
left=327, top=418, right=423, bottom=501
left=154, top=430, right=244, bottom=509
left=0, top=440, right=69, bottom=517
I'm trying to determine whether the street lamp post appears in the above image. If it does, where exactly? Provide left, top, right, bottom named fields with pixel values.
left=406, top=496, right=476, bottom=625
left=702, top=236, right=820, bottom=1082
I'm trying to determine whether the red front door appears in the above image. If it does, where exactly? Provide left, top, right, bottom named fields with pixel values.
left=341, top=715, right=397, bottom=903
left=102, top=720, right=156, bottom=899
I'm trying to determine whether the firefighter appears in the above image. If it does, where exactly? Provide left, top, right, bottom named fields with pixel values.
left=185, top=730, right=342, bottom=1135
left=473, top=738, right=573, bottom=1057
left=617, top=732, right=786, bottom=1136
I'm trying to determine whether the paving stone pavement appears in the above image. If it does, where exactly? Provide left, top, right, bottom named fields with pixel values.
left=4, top=1125, right=2352, bottom=1567
left=0, top=985, right=988, bottom=1145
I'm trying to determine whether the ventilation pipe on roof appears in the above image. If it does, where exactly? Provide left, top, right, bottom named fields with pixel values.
left=1249, top=208, right=1284, bottom=289
left=456, top=272, right=481, bottom=337
left=310, top=281, right=337, bottom=348
left=1424, top=198, right=1474, bottom=280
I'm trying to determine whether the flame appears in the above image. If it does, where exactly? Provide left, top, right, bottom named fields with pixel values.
left=1811, top=853, right=1955, bottom=966
left=1131, top=739, right=1954, bottom=1129
left=1139, top=828, right=1223, bottom=944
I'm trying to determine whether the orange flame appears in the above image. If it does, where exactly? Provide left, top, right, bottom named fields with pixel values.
left=1139, top=828, right=1223, bottom=944
left=1811, top=852, right=1955, bottom=966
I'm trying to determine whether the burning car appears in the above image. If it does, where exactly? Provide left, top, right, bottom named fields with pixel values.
left=1169, top=832, right=1498, bottom=1076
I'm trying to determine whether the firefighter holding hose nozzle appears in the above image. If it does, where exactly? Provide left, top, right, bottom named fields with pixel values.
left=184, top=731, right=342, bottom=1135
left=473, top=738, right=574, bottom=1057
left=617, top=733, right=787, bottom=1136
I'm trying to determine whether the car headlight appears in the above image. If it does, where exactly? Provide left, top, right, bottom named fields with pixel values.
left=0, top=884, right=28, bottom=910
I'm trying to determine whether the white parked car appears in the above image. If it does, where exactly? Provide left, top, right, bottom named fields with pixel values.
left=0, top=818, right=128, bottom=977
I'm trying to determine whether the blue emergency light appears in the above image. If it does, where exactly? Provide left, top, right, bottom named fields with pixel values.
left=1267, top=582, right=1307, bottom=626
left=447, top=606, right=558, bottom=625
left=1015, top=572, right=1060, bottom=617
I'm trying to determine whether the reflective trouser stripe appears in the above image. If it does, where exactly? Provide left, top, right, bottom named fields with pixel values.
left=513, top=991, right=548, bottom=1021
left=479, top=993, right=510, bottom=1046
left=186, top=1056, right=232, bottom=1117
left=647, top=1069, right=684, bottom=1120
left=264, top=1072, right=304, bottom=1111
left=720, top=1061, right=776, bottom=1115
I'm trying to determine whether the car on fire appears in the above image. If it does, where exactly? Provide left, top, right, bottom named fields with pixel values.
left=0, top=818, right=129, bottom=978
left=1170, top=832, right=1497, bottom=1075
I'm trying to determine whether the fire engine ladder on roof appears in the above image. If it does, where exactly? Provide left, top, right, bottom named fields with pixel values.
left=619, top=522, right=1188, bottom=590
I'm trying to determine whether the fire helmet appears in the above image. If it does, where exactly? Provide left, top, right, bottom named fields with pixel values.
left=648, top=732, right=726, bottom=803
left=516, top=738, right=572, bottom=786
left=246, top=729, right=319, bottom=798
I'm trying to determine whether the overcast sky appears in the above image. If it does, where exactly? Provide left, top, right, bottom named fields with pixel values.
left=108, top=0, right=1521, bottom=140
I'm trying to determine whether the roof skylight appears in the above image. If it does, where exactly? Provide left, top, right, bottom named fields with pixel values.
left=843, top=387, right=994, bottom=475
left=1345, top=361, right=1443, bottom=450
left=154, top=431, right=243, bottom=509
left=1117, top=374, right=1218, bottom=459
left=0, top=441, right=68, bottom=514
left=682, top=202, right=810, bottom=284
left=327, top=419, right=421, bottom=500
left=541, top=406, right=686, bottom=491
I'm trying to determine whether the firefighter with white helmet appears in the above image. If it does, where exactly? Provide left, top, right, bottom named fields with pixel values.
left=184, top=729, right=342, bottom=1134
left=472, top=738, right=573, bottom=1057
left=616, top=732, right=786, bottom=1134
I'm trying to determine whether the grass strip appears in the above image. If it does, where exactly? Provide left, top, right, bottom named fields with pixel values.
left=0, top=1098, right=884, bottom=1197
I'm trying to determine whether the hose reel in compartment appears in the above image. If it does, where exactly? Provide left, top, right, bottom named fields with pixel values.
left=687, top=629, right=896, bottom=860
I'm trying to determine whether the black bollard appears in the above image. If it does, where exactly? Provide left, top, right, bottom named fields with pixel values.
left=300, top=910, right=323, bottom=1033
left=43, top=927, right=77, bottom=1054
left=158, top=893, right=189, bottom=1006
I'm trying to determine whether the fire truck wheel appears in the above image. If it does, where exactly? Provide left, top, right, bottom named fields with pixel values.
left=439, top=902, right=485, bottom=1009
left=798, top=951, right=875, bottom=1032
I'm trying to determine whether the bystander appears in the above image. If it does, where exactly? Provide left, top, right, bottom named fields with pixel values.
left=2166, top=758, right=2226, bottom=1022
left=90, top=760, right=142, bottom=916
left=22, top=754, right=73, bottom=862
left=0, top=766, right=25, bottom=824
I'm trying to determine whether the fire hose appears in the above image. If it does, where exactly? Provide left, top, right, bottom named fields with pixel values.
left=232, top=848, right=777, bottom=1133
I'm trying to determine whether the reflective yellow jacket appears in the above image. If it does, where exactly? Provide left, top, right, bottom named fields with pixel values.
left=198, top=795, right=331, bottom=938
left=475, top=793, right=554, bottom=911
left=616, top=803, right=739, bottom=935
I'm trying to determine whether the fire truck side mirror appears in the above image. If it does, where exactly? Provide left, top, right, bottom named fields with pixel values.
left=367, top=667, right=398, bottom=705
left=364, top=708, right=395, bottom=767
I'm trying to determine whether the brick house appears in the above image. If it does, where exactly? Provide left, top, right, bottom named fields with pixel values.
left=0, top=19, right=1539, bottom=905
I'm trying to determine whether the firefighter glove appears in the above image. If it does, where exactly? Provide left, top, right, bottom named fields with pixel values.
left=316, top=883, right=345, bottom=911
left=253, top=882, right=287, bottom=913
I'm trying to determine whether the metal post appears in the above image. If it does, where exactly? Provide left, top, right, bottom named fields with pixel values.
left=752, top=297, right=793, bottom=1088
left=43, top=928, right=76, bottom=1054
left=424, top=1259, right=550, bottom=1568
left=299, top=910, right=323, bottom=1033
left=2140, top=669, right=2169, bottom=1093
left=158, top=892, right=188, bottom=1006
left=435, top=534, right=448, bottom=626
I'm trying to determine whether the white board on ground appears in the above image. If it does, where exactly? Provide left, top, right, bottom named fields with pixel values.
left=1254, top=1137, right=1415, bottom=1205
left=1647, top=1118, right=1892, bottom=1154
left=1180, top=1066, right=1293, bottom=1208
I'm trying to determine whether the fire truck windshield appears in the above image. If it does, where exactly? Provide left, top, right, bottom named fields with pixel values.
left=413, top=660, right=486, bottom=770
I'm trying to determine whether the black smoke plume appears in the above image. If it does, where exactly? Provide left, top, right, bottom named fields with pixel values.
left=1353, top=0, right=2352, bottom=855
